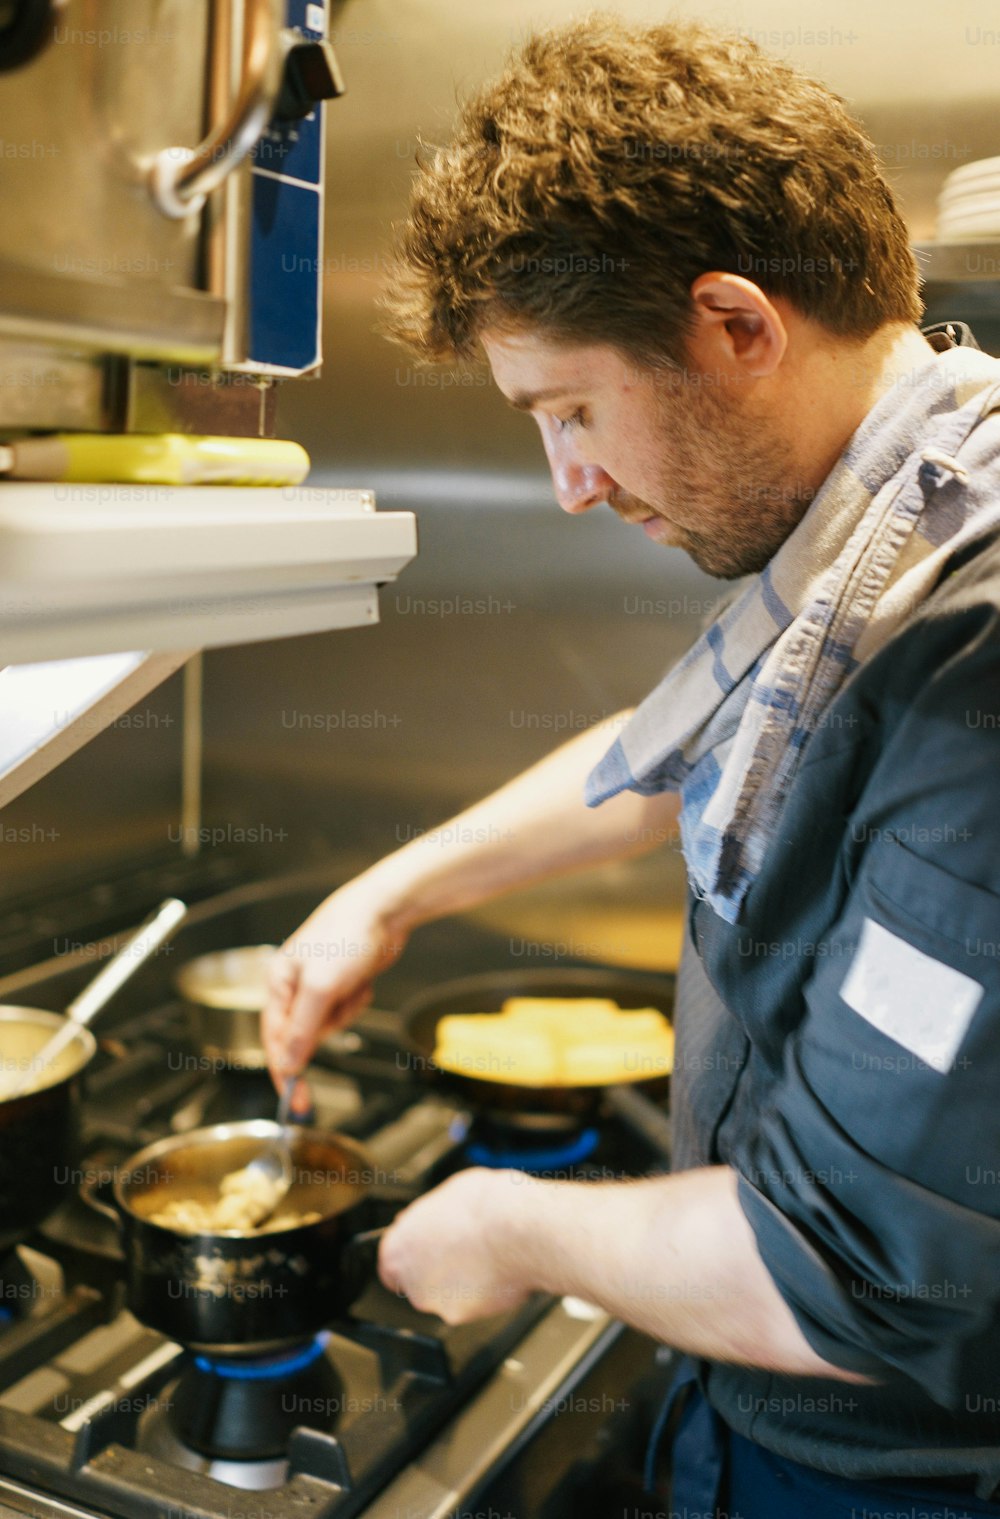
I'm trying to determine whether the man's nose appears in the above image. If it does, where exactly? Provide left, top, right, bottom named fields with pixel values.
left=537, top=416, right=616, bottom=514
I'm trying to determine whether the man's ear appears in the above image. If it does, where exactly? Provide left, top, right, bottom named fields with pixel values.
left=687, top=272, right=788, bottom=378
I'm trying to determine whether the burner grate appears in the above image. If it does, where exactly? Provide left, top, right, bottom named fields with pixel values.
left=0, top=1294, right=553, bottom=1514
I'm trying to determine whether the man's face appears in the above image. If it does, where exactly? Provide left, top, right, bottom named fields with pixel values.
left=482, top=328, right=815, bottom=579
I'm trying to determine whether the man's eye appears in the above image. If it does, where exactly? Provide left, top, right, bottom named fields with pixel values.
left=554, top=409, right=587, bottom=433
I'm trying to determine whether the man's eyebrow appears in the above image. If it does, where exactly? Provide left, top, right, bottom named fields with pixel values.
left=505, top=387, right=572, bottom=412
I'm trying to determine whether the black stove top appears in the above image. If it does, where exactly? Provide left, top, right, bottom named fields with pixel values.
left=0, top=872, right=676, bottom=1519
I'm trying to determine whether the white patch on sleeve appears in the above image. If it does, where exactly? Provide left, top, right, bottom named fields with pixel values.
left=839, top=917, right=984, bottom=1074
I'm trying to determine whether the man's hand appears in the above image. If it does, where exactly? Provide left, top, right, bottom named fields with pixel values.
left=377, top=1169, right=533, bottom=1323
left=376, top=1164, right=880, bottom=1385
left=258, top=708, right=678, bottom=1094
left=261, top=881, right=410, bottom=1091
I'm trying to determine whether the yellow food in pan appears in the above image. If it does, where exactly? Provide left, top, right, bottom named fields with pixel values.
left=148, top=1167, right=321, bottom=1234
left=433, top=996, right=674, bottom=1087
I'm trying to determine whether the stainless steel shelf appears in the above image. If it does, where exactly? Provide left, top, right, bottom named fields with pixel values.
left=0, top=484, right=418, bottom=663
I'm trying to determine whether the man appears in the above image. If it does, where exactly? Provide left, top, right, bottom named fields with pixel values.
left=262, top=18, right=1000, bottom=1517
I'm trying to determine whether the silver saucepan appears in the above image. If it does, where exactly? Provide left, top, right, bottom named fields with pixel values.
left=174, top=944, right=277, bottom=1070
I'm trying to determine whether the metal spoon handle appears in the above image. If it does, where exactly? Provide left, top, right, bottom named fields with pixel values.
left=6, top=897, right=188, bottom=1099
left=65, top=897, right=188, bottom=1028
left=15, top=1016, right=79, bottom=1082
left=276, top=1071, right=299, bottom=1129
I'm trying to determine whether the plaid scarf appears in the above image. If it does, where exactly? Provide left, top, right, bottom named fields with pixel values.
left=584, top=336, right=1000, bottom=925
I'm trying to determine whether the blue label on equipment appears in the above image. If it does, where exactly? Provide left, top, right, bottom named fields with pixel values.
left=248, top=172, right=321, bottom=372
left=246, top=0, right=326, bottom=372
left=285, top=0, right=322, bottom=36
left=254, top=105, right=322, bottom=187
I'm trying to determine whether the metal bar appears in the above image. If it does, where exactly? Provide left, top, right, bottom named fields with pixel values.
left=180, top=655, right=204, bottom=861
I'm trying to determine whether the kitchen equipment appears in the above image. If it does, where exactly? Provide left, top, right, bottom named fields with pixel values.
left=83, top=1117, right=381, bottom=1354
left=400, top=967, right=674, bottom=1133
left=0, top=0, right=338, bottom=383
left=0, top=0, right=417, bottom=672
left=0, top=869, right=676, bottom=1511
left=0, top=897, right=188, bottom=1250
left=175, top=943, right=277, bottom=1070
left=0, top=1007, right=95, bottom=1256
left=4, top=896, right=187, bottom=1098
left=87, top=1119, right=384, bottom=1354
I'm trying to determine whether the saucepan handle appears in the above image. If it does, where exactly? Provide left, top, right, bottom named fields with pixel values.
left=341, top=1225, right=387, bottom=1301
left=79, top=1172, right=123, bottom=1234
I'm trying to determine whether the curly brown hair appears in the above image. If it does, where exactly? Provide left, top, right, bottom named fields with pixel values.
left=379, top=15, right=922, bottom=367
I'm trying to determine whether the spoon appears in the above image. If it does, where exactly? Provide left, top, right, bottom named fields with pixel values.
left=228, top=1068, right=302, bottom=1226
left=5, top=897, right=188, bottom=1099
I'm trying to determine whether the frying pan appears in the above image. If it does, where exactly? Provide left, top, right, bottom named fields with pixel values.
left=399, top=967, right=675, bottom=1139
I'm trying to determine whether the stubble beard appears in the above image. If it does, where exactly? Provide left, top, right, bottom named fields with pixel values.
left=613, top=372, right=817, bottom=579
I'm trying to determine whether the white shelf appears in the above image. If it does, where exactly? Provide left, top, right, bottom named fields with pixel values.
left=0, top=651, right=193, bottom=808
left=0, top=484, right=418, bottom=663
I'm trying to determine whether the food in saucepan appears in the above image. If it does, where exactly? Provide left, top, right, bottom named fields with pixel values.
left=433, top=996, right=674, bottom=1086
left=0, top=1027, right=89, bottom=1101
left=147, top=1164, right=321, bottom=1234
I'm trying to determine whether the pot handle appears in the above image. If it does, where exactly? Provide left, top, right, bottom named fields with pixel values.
left=78, top=1173, right=123, bottom=1235
left=341, top=1225, right=386, bottom=1303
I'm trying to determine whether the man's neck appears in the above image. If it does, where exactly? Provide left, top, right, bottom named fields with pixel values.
left=790, top=322, right=938, bottom=502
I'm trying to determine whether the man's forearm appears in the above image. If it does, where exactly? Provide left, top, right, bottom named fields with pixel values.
left=381, top=1164, right=879, bottom=1383
left=501, top=1167, right=876, bottom=1381
left=361, top=709, right=679, bottom=933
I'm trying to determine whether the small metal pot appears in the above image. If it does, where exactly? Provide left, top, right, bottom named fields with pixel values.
left=0, top=898, right=186, bottom=1256
left=0, top=1008, right=96, bottom=1256
left=89, top=1120, right=383, bottom=1354
left=174, top=945, right=277, bottom=1071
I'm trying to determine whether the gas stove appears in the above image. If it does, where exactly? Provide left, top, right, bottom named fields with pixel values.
left=0, top=870, right=677, bottom=1519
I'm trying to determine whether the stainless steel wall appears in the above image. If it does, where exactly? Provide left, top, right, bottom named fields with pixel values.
left=3, top=0, right=999, bottom=970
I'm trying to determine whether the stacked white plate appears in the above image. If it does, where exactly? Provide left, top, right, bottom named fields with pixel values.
left=936, top=156, right=1000, bottom=239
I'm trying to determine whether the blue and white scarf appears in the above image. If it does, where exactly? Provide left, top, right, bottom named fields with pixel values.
left=584, top=340, right=1000, bottom=924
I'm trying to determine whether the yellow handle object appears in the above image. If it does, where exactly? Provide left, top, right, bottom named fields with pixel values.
left=0, top=434, right=311, bottom=486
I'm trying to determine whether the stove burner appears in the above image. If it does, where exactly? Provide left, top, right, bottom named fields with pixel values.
left=168, top=1333, right=343, bottom=1462
left=466, top=1125, right=601, bottom=1173
left=194, top=1332, right=330, bottom=1381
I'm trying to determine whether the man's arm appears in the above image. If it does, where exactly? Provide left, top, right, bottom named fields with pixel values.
left=370, top=706, right=678, bottom=932
left=263, top=709, right=680, bottom=1077
left=377, top=1164, right=877, bottom=1383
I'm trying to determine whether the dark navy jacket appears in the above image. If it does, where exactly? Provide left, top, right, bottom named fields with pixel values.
left=672, top=513, right=1000, bottom=1490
